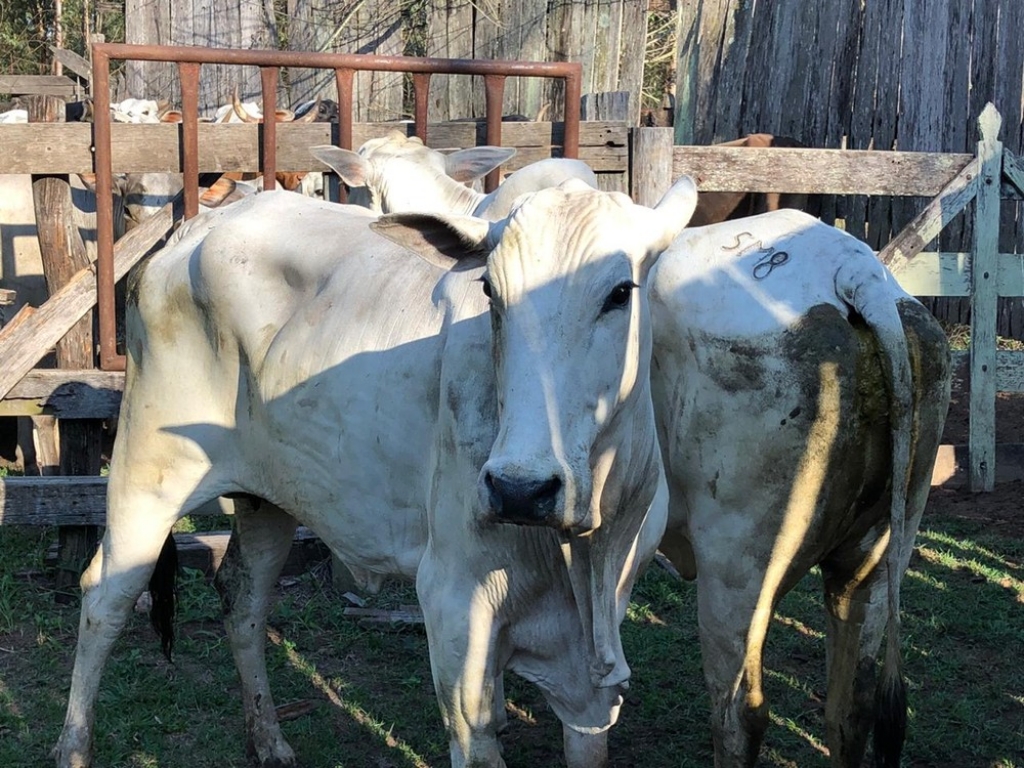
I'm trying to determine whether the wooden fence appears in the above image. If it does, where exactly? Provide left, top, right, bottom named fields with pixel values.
left=1, top=105, right=1021, bottom=582
left=675, top=0, right=1024, bottom=335
left=122, top=0, right=649, bottom=122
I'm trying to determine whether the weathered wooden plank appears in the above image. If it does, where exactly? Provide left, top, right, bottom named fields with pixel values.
left=671, top=146, right=975, bottom=196
left=931, top=442, right=1024, bottom=487
left=630, top=127, right=673, bottom=207
left=969, top=104, right=1003, bottom=491
left=0, top=121, right=629, bottom=174
left=891, top=0, right=948, bottom=248
left=48, top=47, right=93, bottom=81
left=0, top=477, right=107, bottom=525
left=1005, top=149, right=1024, bottom=197
left=0, top=75, right=78, bottom=97
left=951, top=350, right=1024, bottom=393
left=938, top=0, right=973, bottom=252
left=886, top=251, right=1024, bottom=298
left=0, top=200, right=176, bottom=401
left=876, top=157, right=980, bottom=272
left=426, top=0, right=478, bottom=121
left=0, top=370, right=124, bottom=418
left=614, top=0, right=647, bottom=126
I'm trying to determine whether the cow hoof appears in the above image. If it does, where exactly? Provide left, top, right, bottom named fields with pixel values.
left=52, top=737, right=92, bottom=768
left=246, top=736, right=297, bottom=768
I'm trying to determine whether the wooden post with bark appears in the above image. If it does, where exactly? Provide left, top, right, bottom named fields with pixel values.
left=25, top=95, right=104, bottom=601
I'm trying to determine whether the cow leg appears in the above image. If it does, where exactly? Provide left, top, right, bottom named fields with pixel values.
left=562, top=727, right=608, bottom=768
left=418, top=561, right=505, bottom=767
left=820, top=549, right=889, bottom=768
left=215, top=498, right=298, bottom=768
left=695, top=573, right=771, bottom=768
left=53, top=481, right=193, bottom=767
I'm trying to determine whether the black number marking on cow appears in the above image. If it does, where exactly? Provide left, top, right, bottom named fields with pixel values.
left=721, top=231, right=790, bottom=280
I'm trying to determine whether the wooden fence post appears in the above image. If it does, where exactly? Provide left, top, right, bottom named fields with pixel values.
left=630, top=127, right=674, bottom=207
left=969, top=104, right=1002, bottom=492
left=25, top=94, right=104, bottom=600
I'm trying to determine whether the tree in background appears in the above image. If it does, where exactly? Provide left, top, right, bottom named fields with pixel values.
left=0, top=0, right=123, bottom=76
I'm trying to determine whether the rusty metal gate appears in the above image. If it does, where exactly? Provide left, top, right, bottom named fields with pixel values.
left=90, top=43, right=583, bottom=371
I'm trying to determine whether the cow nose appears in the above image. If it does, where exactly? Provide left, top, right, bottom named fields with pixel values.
left=484, top=471, right=562, bottom=525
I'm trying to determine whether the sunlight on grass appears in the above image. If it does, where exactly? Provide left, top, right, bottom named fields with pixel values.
left=768, top=711, right=828, bottom=756
left=268, top=626, right=432, bottom=768
left=773, top=613, right=825, bottom=639
left=916, top=546, right=1024, bottom=598
left=904, top=567, right=948, bottom=590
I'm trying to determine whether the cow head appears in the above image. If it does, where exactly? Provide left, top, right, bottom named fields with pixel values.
left=373, top=175, right=698, bottom=532
left=310, top=131, right=514, bottom=213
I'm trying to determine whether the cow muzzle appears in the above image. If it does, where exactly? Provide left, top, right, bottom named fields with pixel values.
left=479, top=464, right=564, bottom=527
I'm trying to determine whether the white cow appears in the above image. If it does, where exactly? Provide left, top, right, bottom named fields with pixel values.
left=309, top=130, right=599, bottom=220
left=54, top=177, right=700, bottom=768
left=650, top=210, right=951, bottom=767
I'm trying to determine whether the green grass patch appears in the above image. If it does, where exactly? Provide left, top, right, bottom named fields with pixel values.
left=1, top=516, right=1020, bottom=767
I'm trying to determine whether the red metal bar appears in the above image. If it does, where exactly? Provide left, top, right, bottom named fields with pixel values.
left=94, top=43, right=584, bottom=81
left=483, top=74, right=506, bottom=193
left=178, top=62, right=201, bottom=220
left=334, top=68, right=354, bottom=150
left=412, top=72, right=431, bottom=143
left=260, top=67, right=278, bottom=191
left=91, top=47, right=122, bottom=371
left=89, top=43, right=584, bottom=370
left=563, top=68, right=582, bottom=160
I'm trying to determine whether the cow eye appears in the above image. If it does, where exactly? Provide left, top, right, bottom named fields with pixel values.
left=480, top=277, right=493, bottom=299
left=602, top=281, right=636, bottom=313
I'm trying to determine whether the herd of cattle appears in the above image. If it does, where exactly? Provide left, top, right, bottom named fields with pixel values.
left=0, top=100, right=951, bottom=768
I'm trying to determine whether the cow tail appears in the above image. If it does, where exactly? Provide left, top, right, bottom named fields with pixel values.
left=149, top=533, right=179, bottom=662
left=836, top=262, right=912, bottom=768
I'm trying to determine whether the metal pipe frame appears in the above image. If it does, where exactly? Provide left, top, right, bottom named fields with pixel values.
left=91, top=43, right=583, bottom=371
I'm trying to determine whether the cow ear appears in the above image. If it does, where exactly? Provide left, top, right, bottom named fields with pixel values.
left=650, top=174, right=698, bottom=251
left=159, top=109, right=183, bottom=123
left=633, top=175, right=698, bottom=280
left=371, top=212, right=496, bottom=269
left=445, top=146, right=516, bottom=183
left=309, top=145, right=370, bottom=188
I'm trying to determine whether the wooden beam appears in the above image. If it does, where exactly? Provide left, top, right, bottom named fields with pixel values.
left=0, top=121, right=628, bottom=174
left=630, top=127, right=674, bottom=206
left=884, top=251, right=1024, bottom=298
left=44, top=527, right=330, bottom=579
left=876, top=158, right=981, bottom=272
left=672, top=146, right=975, bottom=196
left=1004, top=148, right=1024, bottom=197
left=48, top=46, right=92, bottom=81
left=0, top=476, right=230, bottom=525
left=952, top=350, right=1024, bottom=393
left=0, top=199, right=177, bottom=401
left=0, top=74, right=78, bottom=97
left=0, top=370, right=124, bottom=417
left=0, top=477, right=108, bottom=525
left=969, top=104, right=1002, bottom=491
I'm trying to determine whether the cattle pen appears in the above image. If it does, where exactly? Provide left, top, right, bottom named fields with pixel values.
left=1, top=46, right=1023, bottom=585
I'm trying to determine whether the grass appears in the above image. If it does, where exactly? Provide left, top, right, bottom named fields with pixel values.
left=0, top=515, right=1021, bottom=768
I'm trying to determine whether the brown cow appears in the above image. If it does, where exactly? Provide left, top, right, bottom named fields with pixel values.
left=689, top=134, right=822, bottom=226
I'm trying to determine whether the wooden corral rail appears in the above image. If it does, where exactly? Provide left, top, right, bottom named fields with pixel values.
left=0, top=121, right=628, bottom=176
left=633, top=104, right=1022, bottom=492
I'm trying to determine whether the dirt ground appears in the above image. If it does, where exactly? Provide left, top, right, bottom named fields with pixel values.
left=930, top=388, right=1024, bottom=539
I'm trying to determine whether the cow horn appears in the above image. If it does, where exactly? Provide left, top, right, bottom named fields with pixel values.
left=534, top=103, right=550, bottom=122
left=233, top=86, right=260, bottom=123
left=296, top=96, right=321, bottom=122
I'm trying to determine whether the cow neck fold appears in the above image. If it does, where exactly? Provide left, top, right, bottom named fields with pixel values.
left=559, top=377, right=662, bottom=692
